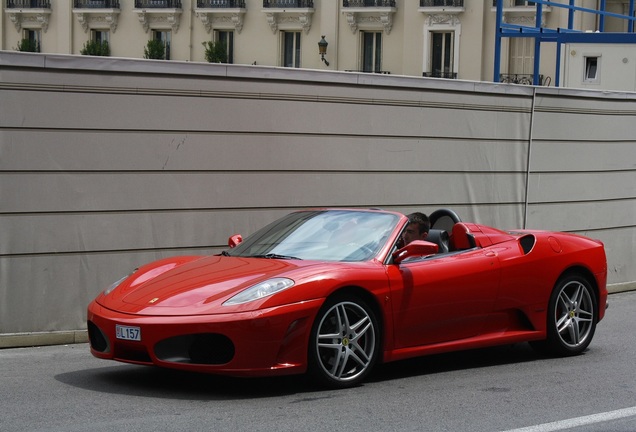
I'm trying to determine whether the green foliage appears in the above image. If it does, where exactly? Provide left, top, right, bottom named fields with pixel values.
left=202, top=40, right=228, bottom=63
left=144, top=39, right=166, bottom=60
left=80, top=40, right=110, bottom=57
left=16, top=38, right=39, bottom=53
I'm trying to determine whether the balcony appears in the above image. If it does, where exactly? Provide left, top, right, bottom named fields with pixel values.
left=418, top=0, right=464, bottom=14
left=346, top=70, right=391, bottom=74
left=73, top=1, right=120, bottom=33
left=133, top=0, right=182, bottom=33
left=196, top=0, right=246, bottom=34
left=492, top=0, right=550, bottom=13
left=198, top=0, right=245, bottom=7
left=499, top=73, right=545, bottom=85
left=343, top=0, right=396, bottom=6
left=342, top=0, right=396, bottom=34
left=6, top=0, right=51, bottom=32
left=423, top=71, right=457, bottom=79
left=73, top=0, right=119, bottom=7
left=6, top=0, right=50, bottom=7
left=263, top=0, right=313, bottom=6
left=134, top=0, right=182, bottom=7
left=262, top=0, right=314, bottom=34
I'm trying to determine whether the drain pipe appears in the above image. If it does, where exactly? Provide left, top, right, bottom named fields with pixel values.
left=523, top=87, right=537, bottom=230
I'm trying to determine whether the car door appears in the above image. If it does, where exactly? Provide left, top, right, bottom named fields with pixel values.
left=387, top=247, right=500, bottom=348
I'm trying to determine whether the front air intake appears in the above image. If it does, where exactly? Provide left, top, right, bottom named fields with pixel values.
left=155, top=333, right=235, bottom=365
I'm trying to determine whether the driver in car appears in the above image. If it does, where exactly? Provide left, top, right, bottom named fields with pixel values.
left=402, top=212, right=430, bottom=245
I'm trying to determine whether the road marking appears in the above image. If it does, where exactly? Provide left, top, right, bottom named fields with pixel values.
left=501, top=406, right=636, bottom=432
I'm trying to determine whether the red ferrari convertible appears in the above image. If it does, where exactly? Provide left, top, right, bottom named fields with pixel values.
left=88, top=208, right=608, bottom=388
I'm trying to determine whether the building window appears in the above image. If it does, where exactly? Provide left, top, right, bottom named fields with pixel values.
left=431, top=31, right=453, bottom=77
left=282, top=31, right=301, bottom=68
left=91, top=29, right=109, bottom=44
left=153, top=30, right=171, bottom=60
left=584, top=56, right=600, bottom=82
left=362, top=31, right=382, bottom=73
left=214, top=30, right=234, bottom=64
left=21, top=29, right=41, bottom=52
left=509, top=37, right=534, bottom=74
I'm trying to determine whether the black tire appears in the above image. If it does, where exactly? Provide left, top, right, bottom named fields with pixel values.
left=308, top=294, right=380, bottom=388
left=533, top=274, right=598, bottom=356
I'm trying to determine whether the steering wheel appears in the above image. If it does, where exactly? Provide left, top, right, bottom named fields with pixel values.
left=429, top=208, right=461, bottom=230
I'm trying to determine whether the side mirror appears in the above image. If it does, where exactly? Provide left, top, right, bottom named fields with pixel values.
left=392, top=240, right=438, bottom=264
left=228, top=234, right=243, bottom=248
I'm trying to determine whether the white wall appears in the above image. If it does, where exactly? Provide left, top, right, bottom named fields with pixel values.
left=563, top=43, right=636, bottom=91
left=1, top=51, right=634, bottom=338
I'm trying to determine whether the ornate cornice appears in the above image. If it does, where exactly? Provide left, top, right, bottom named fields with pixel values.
left=73, top=10, right=120, bottom=33
left=263, top=9, right=313, bottom=35
left=196, top=9, right=245, bottom=34
left=342, top=9, right=395, bottom=35
left=134, top=9, right=182, bottom=34
left=8, top=10, right=52, bottom=33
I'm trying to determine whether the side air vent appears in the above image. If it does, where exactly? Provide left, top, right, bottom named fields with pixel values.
left=519, top=234, right=536, bottom=255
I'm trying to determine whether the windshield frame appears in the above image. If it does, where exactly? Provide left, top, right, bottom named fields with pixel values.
left=225, top=209, right=403, bottom=263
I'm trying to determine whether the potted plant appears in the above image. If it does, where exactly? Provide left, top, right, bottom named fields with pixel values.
left=16, top=38, right=39, bottom=53
left=202, top=40, right=227, bottom=63
left=80, top=40, right=110, bottom=56
left=144, top=39, right=166, bottom=60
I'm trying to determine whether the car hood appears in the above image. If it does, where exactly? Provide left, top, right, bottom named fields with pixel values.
left=97, top=255, right=329, bottom=316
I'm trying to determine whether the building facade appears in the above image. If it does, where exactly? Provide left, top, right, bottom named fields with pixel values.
left=2, top=0, right=635, bottom=87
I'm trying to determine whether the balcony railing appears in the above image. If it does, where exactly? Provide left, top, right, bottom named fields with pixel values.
left=500, top=74, right=544, bottom=85
left=492, top=0, right=536, bottom=6
left=74, top=0, right=120, bottom=8
left=262, top=0, right=313, bottom=7
left=343, top=0, right=396, bottom=7
left=134, top=0, right=182, bottom=8
left=420, top=0, right=463, bottom=7
left=346, top=70, right=391, bottom=74
left=423, top=71, right=457, bottom=79
left=198, top=0, right=245, bottom=7
left=6, top=0, right=51, bottom=7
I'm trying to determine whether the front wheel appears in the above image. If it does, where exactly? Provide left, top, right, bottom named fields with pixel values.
left=533, top=274, right=598, bottom=356
left=308, top=295, right=380, bottom=388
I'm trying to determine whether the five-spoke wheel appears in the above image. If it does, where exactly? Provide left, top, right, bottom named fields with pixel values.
left=309, top=295, right=379, bottom=388
left=535, top=274, right=598, bottom=356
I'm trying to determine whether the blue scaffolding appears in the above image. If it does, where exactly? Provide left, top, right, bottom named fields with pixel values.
left=494, top=0, right=636, bottom=86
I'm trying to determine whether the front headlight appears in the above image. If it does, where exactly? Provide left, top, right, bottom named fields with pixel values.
left=223, top=277, right=295, bottom=306
left=102, top=272, right=134, bottom=296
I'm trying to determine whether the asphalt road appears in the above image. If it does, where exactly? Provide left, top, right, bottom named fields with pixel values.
left=2, top=291, right=635, bottom=432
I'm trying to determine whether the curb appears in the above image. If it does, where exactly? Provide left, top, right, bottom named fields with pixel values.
left=1, top=283, right=633, bottom=350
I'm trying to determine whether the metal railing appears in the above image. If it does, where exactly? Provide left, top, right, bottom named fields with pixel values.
left=420, top=0, right=463, bottom=7
left=262, top=0, right=313, bottom=7
left=492, top=0, right=535, bottom=6
left=6, top=0, right=51, bottom=8
left=346, top=70, right=391, bottom=74
left=499, top=73, right=544, bottom=85
left=343, top=0, right=396, bottom=7
left=198, top=0, right=245, bottom=7
left=423, top=71, right=458, bottom=79
left=134, top=0, right=182, bottom=8
left=73, top=0, right=120, bottom=8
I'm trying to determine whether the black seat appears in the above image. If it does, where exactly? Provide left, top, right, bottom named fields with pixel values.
left=427, top=229, right=449, bottom=253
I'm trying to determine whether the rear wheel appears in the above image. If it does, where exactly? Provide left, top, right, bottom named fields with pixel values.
left=533, top=274, right=597, bottom=356
left=308, top=295, right=380, bottom=388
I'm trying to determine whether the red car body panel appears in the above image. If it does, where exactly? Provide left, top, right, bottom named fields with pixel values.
left=87, top=209, right=607, bottom=379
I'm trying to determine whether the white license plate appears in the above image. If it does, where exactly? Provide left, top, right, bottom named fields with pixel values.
left=116, top=325, right=141, bottom=341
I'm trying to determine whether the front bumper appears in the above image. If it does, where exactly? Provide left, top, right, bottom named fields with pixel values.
left=87, top=298, right=323, bottom=377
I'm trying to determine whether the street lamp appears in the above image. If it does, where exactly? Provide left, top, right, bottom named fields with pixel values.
left=318, top=35, right=329, bottom=66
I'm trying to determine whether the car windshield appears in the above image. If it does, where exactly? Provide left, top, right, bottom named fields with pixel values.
left=225, top=210, right=400, bottom=262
